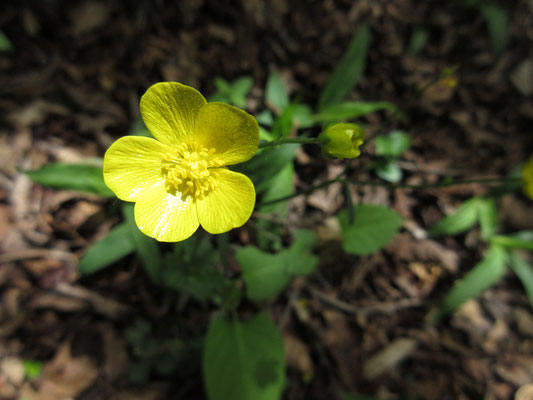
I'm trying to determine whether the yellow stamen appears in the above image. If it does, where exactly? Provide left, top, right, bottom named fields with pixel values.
left=161, top=141, right=221, bottom=199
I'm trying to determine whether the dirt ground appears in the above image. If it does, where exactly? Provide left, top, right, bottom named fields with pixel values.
left=1, top=1, right=533, bottom=399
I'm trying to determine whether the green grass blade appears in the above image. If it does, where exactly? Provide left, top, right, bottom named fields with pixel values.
left=79, top=223, right=135, bottom=274
left=318, top=24, right=371, bottom=111
left=25, top=163, right=113, bottom=197
left=437, top=245, right=507, bottom=318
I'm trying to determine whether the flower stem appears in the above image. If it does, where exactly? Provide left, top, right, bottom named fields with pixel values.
left=259, top=176, right=521, bottom=207
left=258, top=137, right=319, bottom=149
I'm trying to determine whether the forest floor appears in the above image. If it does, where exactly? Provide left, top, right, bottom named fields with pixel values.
left=1, top=1, right=533, bottom=399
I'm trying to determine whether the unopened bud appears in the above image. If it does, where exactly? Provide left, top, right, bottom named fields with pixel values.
left=319, top=123, right=365, bottom=159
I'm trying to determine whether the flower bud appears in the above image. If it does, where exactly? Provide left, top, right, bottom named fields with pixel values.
left=319, top=123, right=365, bottom=159
left=522, top=154, right=533, bottom=200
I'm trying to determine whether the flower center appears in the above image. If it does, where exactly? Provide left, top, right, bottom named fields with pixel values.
left=161, top=142, right=222, bottom=199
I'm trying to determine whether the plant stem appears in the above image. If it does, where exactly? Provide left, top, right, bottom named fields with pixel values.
left=258, top=137, right=319, bottom=149
left=259, top=176, right=521, bottom=207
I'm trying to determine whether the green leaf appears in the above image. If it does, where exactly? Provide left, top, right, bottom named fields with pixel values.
left=491, top=231, right=533, bottom=251
left=162, top=235, right=226, bottom=302
left=509, top=252, right=533, bottom=307
left=259, top=164, right=294, bottom=215
left=228, top=77, right=253, bottom=108
left=430, top=197, right=480, bottom=236
left=212, top=77, right=253, bottom=108
left=256, top=164, right=294, bottom=251
left=314, top=101, right=396, bottom=123
left=233, top=143, right=298, bottom=194
left=204, top=312, right=285, bottom=400
left=215, top=78, right=232, bottom=94
left=256, top=110, right=274, bottom=126
left=318, top=24, right=371, bottom=111
left=478, top=197, right=499, bottom=239
left=374, top=130, right=411, bottom=159
left=232, top=76, right=253, bottom=94
left=237, top=247, right=290, bottom=301
left=23, top=360, right=43, bottom=379
left=271, top=105, right=294, bottom=139
left=480, top=3, right=509, bottom=53
left=285, top=229, right=318, bottom=275
left=78, top=223, right=135, bottom=274
left=407, top=27, right=429, bottom=55
left=237, top=230, right=318, bottom=301
left=437, top=245, right=507, bottom=317
left=292, top=104, right=314, bottom=128
left=375, top=160, right=402, bottom=183
left=0, top=31, right=13, bottom=52
left=339, top=204, right=403, bottom=255
left=266, top=71, right=289, bottom=111
left=25, top=163, right=113, bottom=197
left=122, top=203, right=163, bottom=284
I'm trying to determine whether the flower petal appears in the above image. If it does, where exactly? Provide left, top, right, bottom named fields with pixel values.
left=140, top=82, right=207, bottom=145
left=194, top=103, right=259, bottom=166
left=103, top=136, right=169, bottom=201
left=135, top=180, right=199, bottom=242
left=196, top=168, right=255, bottom=234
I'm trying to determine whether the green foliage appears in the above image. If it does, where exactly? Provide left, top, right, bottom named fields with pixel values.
left=266, top=71, right=289, bottom=112
left=338, top=204, right=403, bottom=255
left=256, top=163, right=295, bottom=251
left=374, top=130, right=411, bottom=183
left=237, top=230, right=318, bottom=301
left=375, top=160, right=402, bottom=183
left=407, top=27, right=429, bottom=55
left=271, top=105, right=295, bottom=139
left=234, top=142, right=299, bottom=194
left=25, top=163, right=113, bottom=197
left=465, top=0, right=509, bottom=53
left=203, top=312, right=285, bottom=400
left=292, top=104, right=314, bottom=128
left=163, top=235, right=233, bottom=303
left=125, top=319, right=195, bottom=383
left=211, top=77, right=253, bottom=108
left=123, top=204, right=163, bottom=284
left=430, top=197, right=481, bottom=236
left=79, top=204, right=163, bottom=280
left=78, top=223, right=135, bottom=274
left=0, top=31, right=13, bottom=52
left=478, top=197, right=499, bottom=239
left=314, top=101, right=397, bottom=123
left=491, top=231, right=533, bottom=251
left=374, top=131, right=411, bottom=158
left=480, top=3, right=509, bottom=53
left=23, top=360, right=43, bottom=379
left=508, top=252, right=533, bottom=307
left=431, top=245, right=507, bottom=321
left=318, top=24, right=371, bottom=111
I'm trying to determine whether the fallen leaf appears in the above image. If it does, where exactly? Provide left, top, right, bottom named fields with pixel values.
left=363, top=338, right=418, bottom=379
left=283, top=333, right=314, bottom=378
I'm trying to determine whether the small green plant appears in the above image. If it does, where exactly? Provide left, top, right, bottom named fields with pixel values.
left=23, top=20, right=527, bottom=400
left=428, top=189, right=533, bottom=323
left=373, top=130, right=411, bottom=183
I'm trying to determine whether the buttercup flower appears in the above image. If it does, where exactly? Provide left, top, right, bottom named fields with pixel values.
left=318, top=123, right=365, bottom=159
left=522, top=154, right=533, bottom=200
left=103, top=82, right=259, bottom=242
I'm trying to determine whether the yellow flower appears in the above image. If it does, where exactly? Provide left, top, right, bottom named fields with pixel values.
left=103, top=82, right=259, bottom=242
left=318, top=123, right=365, bottom=159
left=522, top=154, right=533, bottom=200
